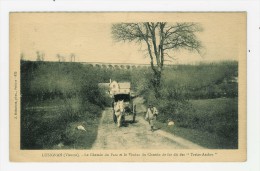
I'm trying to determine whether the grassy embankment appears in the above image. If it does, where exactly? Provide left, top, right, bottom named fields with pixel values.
left=138, top=61, right=238, bottom=149
left=156, top=98, right=238, bottom=149
left=21, top=60, right=238, bottom=149
left=21, top=61, right=111, bottom=149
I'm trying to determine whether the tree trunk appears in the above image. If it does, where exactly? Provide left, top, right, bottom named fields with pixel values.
left=151, top=69, right=162, bottom=99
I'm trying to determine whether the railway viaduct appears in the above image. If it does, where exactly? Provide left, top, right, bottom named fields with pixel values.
left=81, top=62, right=175, bottom=69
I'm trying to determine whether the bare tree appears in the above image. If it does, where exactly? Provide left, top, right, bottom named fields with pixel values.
left=56, top=53, right=65, bottom=62
left=61, top=56, right=66, bottom=62
left=36, top=51, right=44, bottom=61
left=112, top=22, right=203, bottom=97
left=70, top=53, right=76, bottom=62
left=41, top=52, right=45, bottom=61
left=20, top=53, right=25, bottom=61
left=56, top=54, right=61, bottom=62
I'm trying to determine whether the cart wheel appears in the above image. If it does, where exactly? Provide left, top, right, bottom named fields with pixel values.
left=113, top=111, right=117, bottom=123
left=132, top=104, right=136, bottom=123
left=122, top=115, right=125, bottom=123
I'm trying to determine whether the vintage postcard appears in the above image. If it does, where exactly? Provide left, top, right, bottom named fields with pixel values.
left=10, top=12, right=246, bottom=162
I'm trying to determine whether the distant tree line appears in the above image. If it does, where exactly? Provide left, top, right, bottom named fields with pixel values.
left=20, top=51, right=77, bottom=62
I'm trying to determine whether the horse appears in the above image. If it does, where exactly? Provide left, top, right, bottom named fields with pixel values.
left=113, top=100, right=125, bottom=127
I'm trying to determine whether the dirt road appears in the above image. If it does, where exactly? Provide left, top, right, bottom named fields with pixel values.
left=92, top=98, right=204, bottom=149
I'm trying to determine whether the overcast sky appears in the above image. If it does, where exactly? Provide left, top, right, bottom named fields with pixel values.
left=15, top=13, right=245, bottom=64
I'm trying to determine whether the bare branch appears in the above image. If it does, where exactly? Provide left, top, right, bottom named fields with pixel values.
left=111, top=22, right=203, bottom=97
left=111, top=23, right=148, bottom=43
left=111, top=22, right=203, bottom=71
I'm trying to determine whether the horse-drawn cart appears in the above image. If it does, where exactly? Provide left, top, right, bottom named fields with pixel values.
left=112, top=92, right=136, bottom=126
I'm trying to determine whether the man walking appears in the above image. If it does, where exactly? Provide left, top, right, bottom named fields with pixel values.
left=145, top=104, right=158, bottom=132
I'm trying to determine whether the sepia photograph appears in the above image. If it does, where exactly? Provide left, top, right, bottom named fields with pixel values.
left=9, top=12, right=246, bottom=162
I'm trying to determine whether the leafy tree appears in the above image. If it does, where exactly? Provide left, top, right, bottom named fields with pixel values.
left=112, top=22, right=203, bottom=97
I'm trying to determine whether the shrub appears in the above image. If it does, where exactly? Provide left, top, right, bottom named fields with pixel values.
left=141, top=61, right=238, bottom=146
left=20, top=61, right=112, bottom=149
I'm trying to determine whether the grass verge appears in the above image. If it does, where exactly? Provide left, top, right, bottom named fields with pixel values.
left=156, top=122, right=237, bottom=149
left=21, top=99, right=101, bottom=149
